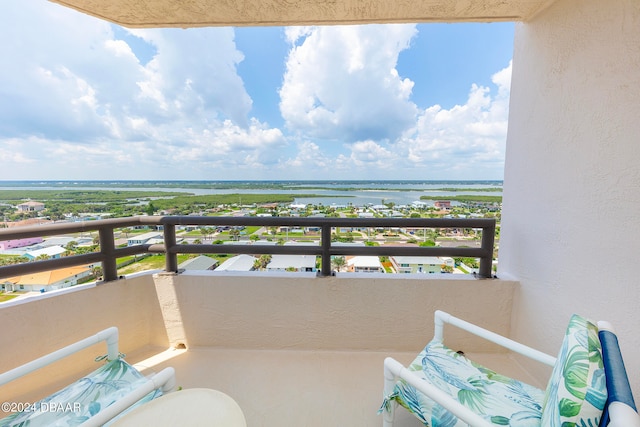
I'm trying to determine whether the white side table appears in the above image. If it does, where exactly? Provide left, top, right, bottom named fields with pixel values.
left=110, top=388, right=247, bottom=427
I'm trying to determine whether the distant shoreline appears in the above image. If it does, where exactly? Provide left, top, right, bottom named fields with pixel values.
left=0, top=180, right=503, bottom=193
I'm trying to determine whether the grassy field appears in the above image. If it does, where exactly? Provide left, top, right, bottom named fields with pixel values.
left=0, top=292, right=19, bottom=303
left=117, top=254, right=230, bottom=275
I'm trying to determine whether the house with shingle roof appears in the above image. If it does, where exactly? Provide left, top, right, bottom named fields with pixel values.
left=2, top=265, right=92, bottom=292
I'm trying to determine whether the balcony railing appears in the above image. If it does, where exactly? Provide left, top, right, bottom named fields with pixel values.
left=0, top=216, right=496, bottom=281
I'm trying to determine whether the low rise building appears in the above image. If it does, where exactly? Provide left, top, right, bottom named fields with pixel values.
left=178, top=255, right=218, bottom=271
left=347, top=256, right=382, bottom=273
left=266, top=255, right=316, bottom=272
left=2, top=265, right=91, bottom=292
left=215, top=254, right=256, bottom=272
left=0, top=237, right=44, bottom=251
left=25, top=246, right=66, bottom=260
left=391, top=256, right=450, bottom=274
left=16, top=201, right=45, bottom=212
left=127, top=232, right=163, bottom=246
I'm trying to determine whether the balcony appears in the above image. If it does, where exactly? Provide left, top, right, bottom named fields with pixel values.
left=0, top=270, right=532, bottom=426
left=3, top=0, right=640, bottom=423
left=0, top=216, right=540, bottom=426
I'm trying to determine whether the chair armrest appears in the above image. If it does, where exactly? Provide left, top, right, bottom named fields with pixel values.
left=384, top=357, right=494, bottom=427
left=434, top=310, right=556, bottom=367
left=0, top=327, right=120, bottom=386
left=79, top=367, right=176, bottom=427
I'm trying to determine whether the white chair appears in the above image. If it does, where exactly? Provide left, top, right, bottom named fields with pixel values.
left=0, top=327, right=175, bottom=427
left=381, top=310, right=640, bottom=426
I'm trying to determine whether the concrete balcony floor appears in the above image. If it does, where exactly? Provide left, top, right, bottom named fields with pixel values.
left=131, top=346, right=544, bottom=427
left=0, top=271, right=547, bottom=426
left=8, top=346, right=543, bottom=426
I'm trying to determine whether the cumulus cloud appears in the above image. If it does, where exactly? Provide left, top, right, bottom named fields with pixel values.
left=0, top=1, right=511, bottom=180
left=0, top=0, right=281, bottom=179
left=395, top=61, right=512, bottom=177
left=279, top=25, right=418, bottom=142
left=277, top=56, right=511, bottom=180
left=282, top=141, right=332, bottom=170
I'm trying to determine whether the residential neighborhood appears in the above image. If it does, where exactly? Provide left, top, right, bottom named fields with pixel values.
left=0, top=185, right=499, bottom=300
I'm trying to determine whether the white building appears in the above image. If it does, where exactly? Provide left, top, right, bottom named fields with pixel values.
left=127, top=232, right=163, bottom=246
left=16, top=201, right=45, bottom=212
left=25, top=246, right=66, bottom=260
left=215, top=254, right=256, bottom=272
left=347, top=256, right=382, bottom=273
left=266, top=255, right=316, bottom=272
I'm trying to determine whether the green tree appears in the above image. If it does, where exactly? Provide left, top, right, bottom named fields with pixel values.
left=145, top=202, right=157, bottom=216
left=253, top=254, right=272, bottom=271
left=65, top=241, right=78, bottom=253
left=332, top=256, right=346, bottom=272
left=441, top=264, right=454, bottom=273
left=199, top=227, right=208, bottom=241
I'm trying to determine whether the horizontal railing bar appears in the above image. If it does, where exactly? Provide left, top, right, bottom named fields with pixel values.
left=159, top=244, right=488, bottom=258
left=0, top=245, right=153, bottom=280
left=149, top=215, right=494, bottom=229
left=0, top=252, right=103, bottom=278
left=0, top=216, right=496, bottom=280
left=113, top=244, right=152, bottom=257
left=0, top=218, right=143, bottom=240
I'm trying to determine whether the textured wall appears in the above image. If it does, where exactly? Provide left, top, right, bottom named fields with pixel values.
left=155, top=271, right=516, bottom=352
left=50, top=0, right=555, bottom=27
left=500, top=0, right=640, bottom=395
left=0, top=276, right=168, bottom=404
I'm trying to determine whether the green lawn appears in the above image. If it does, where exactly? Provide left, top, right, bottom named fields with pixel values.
left=117, top=253, right=226, bottom=275
left=0, top=292, right=19, bottom=303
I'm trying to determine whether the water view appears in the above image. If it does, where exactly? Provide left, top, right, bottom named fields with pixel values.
left=0, top=180, right=502, bottom=208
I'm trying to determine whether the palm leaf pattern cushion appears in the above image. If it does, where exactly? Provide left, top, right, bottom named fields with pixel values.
left=0, top=359, right=161, bottom=427
left=381, top=340, right=545, bottom=426
left=540, top=314, right=607, bottom=427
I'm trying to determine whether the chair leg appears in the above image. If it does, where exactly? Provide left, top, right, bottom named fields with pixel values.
left=382, top=401, right=396, bottom=427
left=383, top=358, right=397, bottom=427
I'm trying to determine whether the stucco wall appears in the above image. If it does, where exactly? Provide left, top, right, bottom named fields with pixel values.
left=500, top=0, right=640, bottom=393
left=154, top=271, right=516, bottom=353
left=0, top=276, right=168, bottom=404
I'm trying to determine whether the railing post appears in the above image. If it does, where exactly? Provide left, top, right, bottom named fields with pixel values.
left=478, top=222, right=496, bottom=279
left=320, top=224, right=332, bottom=276
left=99, top=226, right=118, bottom=282
left=163, top=224, right=178, bottom=273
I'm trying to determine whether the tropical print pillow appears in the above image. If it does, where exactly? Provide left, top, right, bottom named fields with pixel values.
left=380, top=340, right=546, bottom=426
left=540, top=314, right=607, bottom=427
left=0, top=359, right=161, bottom=427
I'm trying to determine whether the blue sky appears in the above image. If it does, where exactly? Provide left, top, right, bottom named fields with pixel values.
left=0, top=1, right=514, bottom=181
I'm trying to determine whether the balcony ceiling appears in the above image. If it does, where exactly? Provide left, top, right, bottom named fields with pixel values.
left=49, top=0, right=558, bottom=28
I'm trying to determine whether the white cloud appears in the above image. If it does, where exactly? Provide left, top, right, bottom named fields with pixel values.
left=0, top=2, right=511, bottom=180
left=279, top=25, right=418, bottom=142
left=0, top=0, right=283, bottom=179
left=282, top=141, right=331, bottom=169
left=275, top=60, right=512, bottom=180
left=395, top=61, right=512, bottom=177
